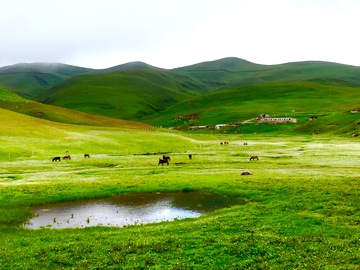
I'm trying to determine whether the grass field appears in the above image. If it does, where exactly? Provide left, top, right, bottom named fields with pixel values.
left=1, top=58, right=359, bottom=268
left=0, top=116, right=359, bottom=268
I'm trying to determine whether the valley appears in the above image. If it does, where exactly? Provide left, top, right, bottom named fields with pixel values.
left=0, top=57, right=359, bottom=269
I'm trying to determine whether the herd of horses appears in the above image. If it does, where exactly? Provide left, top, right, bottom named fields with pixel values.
left=52, top=154, right=90, bottom=162
left=51, top=143, right=259, bottom=175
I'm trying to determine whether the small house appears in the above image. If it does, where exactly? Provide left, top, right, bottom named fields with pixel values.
left=215, top=124, right=227, bottom=130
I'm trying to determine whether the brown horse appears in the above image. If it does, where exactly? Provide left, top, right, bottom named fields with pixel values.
left=63, top=155, right=71, bottom=160
left=249, top=155, right=259, bottom=161
left=52, top=156, right=61, bottom=162
left=241, top=171, right=251, bottom=175
left=158, top=158, right=169, bottom=166
left=84, top=153, right=90, bottom=158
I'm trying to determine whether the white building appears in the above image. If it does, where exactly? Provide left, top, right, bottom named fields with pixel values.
left=258, top=117, right=297, bottom=124
left=215, top=124, right=227, bottom=129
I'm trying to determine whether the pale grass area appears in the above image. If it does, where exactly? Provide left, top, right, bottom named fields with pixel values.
left=1, top=134, right=358, bottom=189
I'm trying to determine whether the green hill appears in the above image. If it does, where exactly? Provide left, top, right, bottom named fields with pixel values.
left=0, top=63, right=93, bottom=98
left=147, top=81, right=360, bottom=136
left=0, top=87, right=152, bottom=129
left=97, top=61, right=159, bottom=73
left=0, top=61, right=170, bottom=99
left=148, top=80, right=360, bottom=124
left=39, top=68, right=207, bottom=121
left=2, top=57, right=360, bottom=136
left=174, top=57, right=360, bottom=90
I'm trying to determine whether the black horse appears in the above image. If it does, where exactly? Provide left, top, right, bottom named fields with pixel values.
left=84, top=153, right=90, bottom=158
left=52, top=156, right=61, bottom=162
left=158, top=158, right=169, bottom=166
left=162, top=155, right=171, bottom=161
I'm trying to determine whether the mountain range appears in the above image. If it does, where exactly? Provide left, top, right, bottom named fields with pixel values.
left=0, top=57, right=359, bottom=135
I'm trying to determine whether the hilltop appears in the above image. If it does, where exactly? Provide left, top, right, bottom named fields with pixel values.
left=0, top=63, right=93, bottom=98
left=37, top=68, right=207, bottom=121
left=0, top=61, right=161, bottom=99
left=174, top=58, right=360, bottom=89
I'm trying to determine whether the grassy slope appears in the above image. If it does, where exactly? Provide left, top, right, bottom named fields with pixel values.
left=0, top=87, right=152, bottom=129
left=0, top=107, right=193, bottom=160
left=41, top=69, right=207, bottom=121
left=174, top=57, right=360, bottom=90
left=0, top=63, right=92, bottom=98
left=38, top=58, right=360, bottom=131
left=148, top=81, right=360, bottom=135
left=0, top=61, right=163, bottom=99
left=2, top=58, right=360, bottom=135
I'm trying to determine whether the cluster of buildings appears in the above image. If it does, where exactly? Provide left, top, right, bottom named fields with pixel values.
left=185, top=114, right=297, bottom=130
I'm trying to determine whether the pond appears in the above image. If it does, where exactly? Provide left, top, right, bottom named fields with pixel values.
left=24, top=191, right=246, bottom=229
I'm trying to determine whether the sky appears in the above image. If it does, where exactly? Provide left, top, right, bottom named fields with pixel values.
left=1, top=0, right=360, bottom=69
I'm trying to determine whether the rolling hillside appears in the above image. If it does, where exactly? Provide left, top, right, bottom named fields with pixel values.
left=174, top=57, right=360, bottom=90
left=0, top=61, right=171, bottom=99
left=148, top=81, right=360, bottom=135
left=39, top=68, right=207, bottom=121
left=0, top=87, right=152, bottom=129
left=1, top=57, right=360, bottom=136
left=0, top=63, right=93, bottom=98
left=39, top=58, right=360, bottom=131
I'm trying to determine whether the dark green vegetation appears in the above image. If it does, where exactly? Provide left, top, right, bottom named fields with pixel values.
left=0, top=61, right=160, bottom=99
left=0, top=57, right=359, bottom=268
left=1, top=57, right=359, bottom=136
left=0, top=87, right=152, bottom=128
left=0, top=63, right=92, bottom=98
left=39, top=68, right=206, bottom=121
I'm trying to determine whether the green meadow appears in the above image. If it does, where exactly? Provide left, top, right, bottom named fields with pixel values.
left=0, top=109, right=359, bottom=269
left=0, top=58, right=359, bottom=269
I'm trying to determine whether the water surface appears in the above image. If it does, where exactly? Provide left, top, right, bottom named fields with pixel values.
left=25, top=191, right=245, bottom=229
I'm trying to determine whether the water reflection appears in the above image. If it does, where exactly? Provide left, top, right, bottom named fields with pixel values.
left=25, top=191, right=245, bottom=229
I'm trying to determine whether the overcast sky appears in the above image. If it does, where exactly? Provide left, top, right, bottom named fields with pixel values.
left=1, top=0, right=360, bottom=69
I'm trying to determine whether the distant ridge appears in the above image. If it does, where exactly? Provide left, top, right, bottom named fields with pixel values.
left=98, top=61, right=162, bottom=73
left=0, top=63, right=93, bottom=98
left=1, top=57, right=360, bottom=136
left=0, top=62, right=93, bottom=75
left=174, top=57, right=261, bottom=71
left=0, top=61, right=165, bottom=99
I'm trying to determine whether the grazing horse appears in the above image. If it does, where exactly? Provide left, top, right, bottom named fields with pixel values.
left=158, top=158, right=169, bottom=166
left=241, top=171, right=251, bottom=175
left=84, top=153, right=90, bottom=158
left=52, top=156, right=61, bottom=162
left=249, top=155, right=259, bottom=161
left=63, top=155, right=71, bottom=160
